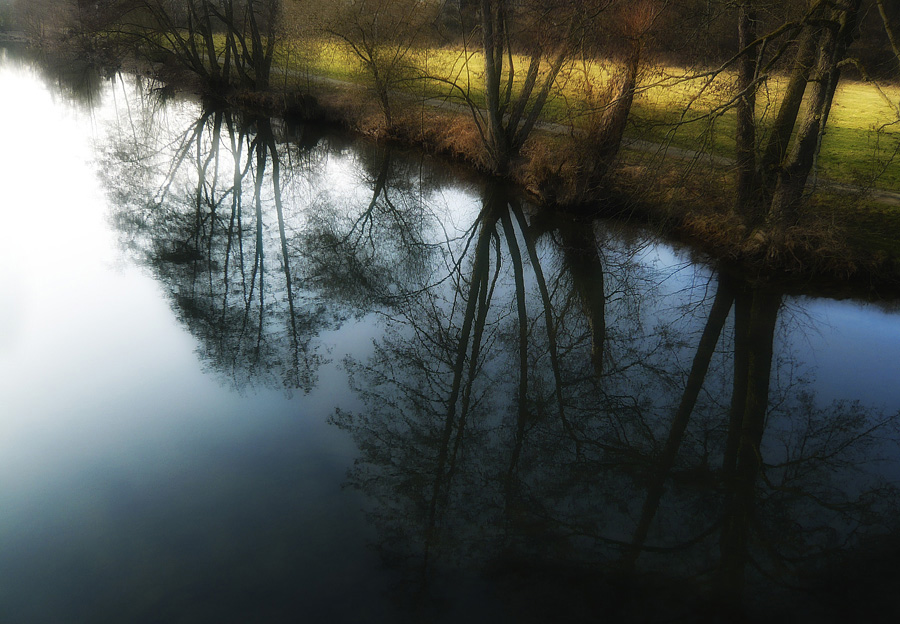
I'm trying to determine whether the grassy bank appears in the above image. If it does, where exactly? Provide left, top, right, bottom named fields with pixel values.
left=273, top=39, right=900, bottom=193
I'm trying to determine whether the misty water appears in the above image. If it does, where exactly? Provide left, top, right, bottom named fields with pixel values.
left=2, top=48, right=900, bottom=623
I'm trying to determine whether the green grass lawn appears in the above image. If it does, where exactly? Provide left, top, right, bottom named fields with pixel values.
left=264, top=38, right=900, bottom=192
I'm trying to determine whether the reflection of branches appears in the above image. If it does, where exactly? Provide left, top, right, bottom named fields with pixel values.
left=626, top=275, right=736, bottom=567
left=103, top=88, right=335, bottom=392
left=333, top=209, right=900, bottom=620
left=97, top=72, right=900, bottom=621
left=556, top=217, right=606, bottom=377
left=299, top=145, right=447, bottom=310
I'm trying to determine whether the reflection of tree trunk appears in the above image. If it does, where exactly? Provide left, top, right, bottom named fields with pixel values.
left=345, top=149, right=391, bottom=247
left=260, top=120, right=301, bottom=385
left=448, top=198, right=500, bottom=479
left=254, top=149, right=266, bottom=356
left=500, top=206, right=529, bottom=491
left=558, top=218, right=606, bottom=378
left=222, top=117, right=247, bottom=327
left=717, top=287, right=781, bottom=614
left=425, top=185, right=503, bottom=566
left=511, top=203, right=579, bottom=447
left=239, top=132, right=267, bottom=357
left=624, top=276, right=736, bottom=567
left=205, top=111, right=224, bottom=296
left=723, top=282, right=752, bottom=476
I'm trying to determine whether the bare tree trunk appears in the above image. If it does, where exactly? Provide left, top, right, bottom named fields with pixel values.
left=509, top=39, right=571, bottom=153
left=734, top=0, right=760, bottom=221
left=876, top=0, right=900, bottom=74
left=768, top=0, right=863, bottom=223
left=123, top=1, right=279, bottom=93
left=758, top=26, right=818, bottom=191
left=473, top=0, right=582, bottom=174
left=480, top=0, right=510, bottom=172
left=573, top=44, right=642, bottom=201
left=197, top=1, right=222, bottom=86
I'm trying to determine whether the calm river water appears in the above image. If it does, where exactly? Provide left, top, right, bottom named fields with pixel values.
left=2, top=49, right=900, bottom=623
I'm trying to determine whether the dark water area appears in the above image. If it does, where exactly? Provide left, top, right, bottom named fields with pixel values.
left=2, top=48, right=900, bottom=623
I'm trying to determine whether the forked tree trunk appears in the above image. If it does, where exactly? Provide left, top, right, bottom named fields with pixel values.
left=768, top=0, right=862, bottom=223
left=477, top=0, right=575, bottom=174
left=732, top=0, right=862, bottom=228
left=758, top=26, right=819, bottom=190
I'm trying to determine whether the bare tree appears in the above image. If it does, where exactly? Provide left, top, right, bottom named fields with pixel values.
left=431, top=1, right=616, bottom=174
left=565, top=0, right=658, bottom=201
left=728, top=0, right=865, bottom=227
left=12, top=0, right=74, bottom=45
left=119, top=0, right=281, bottom=92
left=321, top=0, right=435, bottom=129
left=767, top=0, right=864, bottom=222
left=478, top=0, right=581, bottom=173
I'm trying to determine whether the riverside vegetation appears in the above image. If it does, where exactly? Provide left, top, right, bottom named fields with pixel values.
left=8, top=0, right=900, bottom=292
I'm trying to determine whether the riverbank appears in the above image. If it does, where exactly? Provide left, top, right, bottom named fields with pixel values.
left=288, top=75, right=900, bottom=298
left=14, top=40, right=900, bottom=298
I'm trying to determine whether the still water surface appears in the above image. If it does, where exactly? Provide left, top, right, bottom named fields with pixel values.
left=2, top=49, right=900, bottom=623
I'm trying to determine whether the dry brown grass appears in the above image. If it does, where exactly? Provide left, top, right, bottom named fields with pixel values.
left=671, top=202, right=874, bottom=284
left=518, top=135, right=581, bottom=203
left=393, top=108, right=489, bottom=169
left=316, top=87, right=387, bottom=135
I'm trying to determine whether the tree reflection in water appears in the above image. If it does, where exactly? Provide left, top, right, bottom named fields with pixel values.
left=100, top=86, right=900, bottom=622
left=103, top=89, right=460, bottom=393
left=104, top=102, right=310, bottom=391
left=3, top=43, right=116, bottom=109
left=330, top=183, right=900, bottom=622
